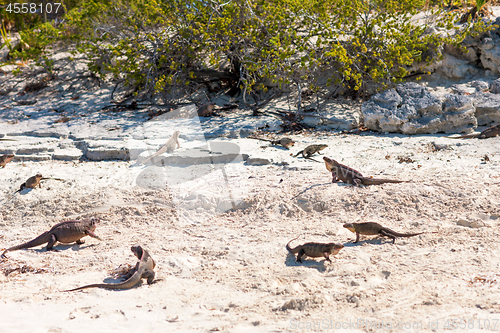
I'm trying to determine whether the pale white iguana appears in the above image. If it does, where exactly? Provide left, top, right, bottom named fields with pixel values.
left=141, top=131, right=181, bottom=164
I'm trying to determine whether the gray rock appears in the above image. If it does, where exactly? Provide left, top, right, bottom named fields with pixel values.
left=245, top=158, right=271, bottom=166
left=13, top=154, right=52, bottom=161
left=443, top=43, right=478, bottom=62
left=437, top=53, right=478, bottom=79
left=489, top=78, right=500, bottom=94
left=362, top=83, right=477, bottom=134
left=479, top=43, right=500, bottom=74
left=79, top=140, right=130, bottom=161
left=52, top=148, right=83, bottom=161
left=471, top=80, right=489, bottom=92
left=472, top=92, right=500, bottom=125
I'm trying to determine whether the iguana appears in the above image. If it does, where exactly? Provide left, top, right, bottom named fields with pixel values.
left=286, top=237, right=344, bottom=263
left=323, top=156, right=405, bottom=186
left=9, top=174, right=64, bottom=199
left=293, top=144, right=328, bottom=162
left=141, top=130, right=181, bottom=164
left=250, top=137, right=295, bottom=149
left=343, top=222, right=424, bottom=244
left=1, top=218, right=101, bottom=258
left=448, top=123, right=500, bottom=139
left=197, top=103, right=216, bottom=117
left=0, top=154, right=14, bottom=168
left=64, top=245, right=156, bottom=291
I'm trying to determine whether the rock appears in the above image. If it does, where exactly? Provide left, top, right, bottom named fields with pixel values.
left=479, top=40, right=500, bottom=74
left=443, top=43, right=478, bottom=62
left=437, top=53, right=478, bottom=79
left=362, top=82, right=476, bottom=134
left=472, top=92, right=500, bottom=125
left=245, top=158, right=271, bottom=166
left=489, top=78, right=500, bottom=94
left=79, top=140, right=130, bottom=161
left=471, top=80, right=489, bottom=92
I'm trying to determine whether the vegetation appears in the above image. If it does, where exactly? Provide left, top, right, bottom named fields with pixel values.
left=0, top=0, right=496, bottom=105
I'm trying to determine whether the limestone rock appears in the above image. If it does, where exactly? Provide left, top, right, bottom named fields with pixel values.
left=479, top=36, right=500, bottom=74
left=362, top=82, right=477, bottom=134
left=437, top=53, right=478, bottom=79
left=472, top=92, right=500, bottom=125
left=489, top=78, right=500, bottom=94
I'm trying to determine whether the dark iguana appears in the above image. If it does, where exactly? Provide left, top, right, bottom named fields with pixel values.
left=1, top=218, right=101, bottom=258
left=286, top=237, right=344, bottom=263
left=0, top=154, right=14, bottom=168
left=343, top=222, right=424, bottom=244
left=323, top=157, right=405, bottom=186
left=293, top=144, right=328, bottom=162
left=250, top=137, right=295, bottom=149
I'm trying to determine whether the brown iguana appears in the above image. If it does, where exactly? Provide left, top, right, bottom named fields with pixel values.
left=1, top=217, right=101, bottom=258
left=323, top=156, right=405, bottom=186
left=448, top=123, right=500, bottom=139
left=197, top=103, right=216, bottom=117
left=293, top=144, right=328, bottom=162
left=64, top=245, right=156, bottom=291
left=343, top=222, right=424, bottom=244
left=286, top=237, right=344, bottom=263
left=0, top=154, right=14, bottom=168
left=9, top=174, right=64, bottom=198
left=141, top=130, right=181, bottom=164
left=250, top=137, right=295, bottom=149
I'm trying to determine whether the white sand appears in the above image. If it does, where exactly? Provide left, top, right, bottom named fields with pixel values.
left=1, top=132, right=500, bottom=332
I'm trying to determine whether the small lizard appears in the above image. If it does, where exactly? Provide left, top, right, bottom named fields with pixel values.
left=448, top=123, right=500, bottom=139
left=250, top=137, right=295, bottom=149
left=9, top=174, right=64, bottom=198
left=293, top=144, right=328, bottom=162
left=323, top=156, right=405, bottom=186
left=141, top=130, right=181, bottom=164
left=343, top=222, right=424, bottom=244
left=0, top=154, right=14, bottom=168
left=286, top=237, right=344, bottom=263
left=1, top=217, right=101, bottom=258
left=197, top=103, right=216, bottom=117
left=64, top=245, right=156, bottom=291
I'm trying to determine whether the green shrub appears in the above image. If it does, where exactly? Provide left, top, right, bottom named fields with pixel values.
left=4, top=0, right=496, bottom=101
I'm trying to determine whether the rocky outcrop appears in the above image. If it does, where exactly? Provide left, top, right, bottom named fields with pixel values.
left=472, top=92, right=500, bottom=125
left=362, top=82, right=478, bottom=134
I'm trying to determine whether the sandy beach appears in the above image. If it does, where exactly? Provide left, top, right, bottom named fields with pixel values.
left=1, top=127, right=500, bottom=332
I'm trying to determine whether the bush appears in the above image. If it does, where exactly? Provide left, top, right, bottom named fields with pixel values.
left=4, top=0, right=496, bottom=102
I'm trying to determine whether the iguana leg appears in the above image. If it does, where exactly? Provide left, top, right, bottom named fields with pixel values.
left=354, top=232, right=360, bottom=243
left=323, top=253, right=332, bottom=262
left=76, top=239, right=85, bottom=245
left=296, top=249, right=305, bottom=263
left=332, top=172, right=338, bottom=183
left=144, top=270, right=155, bottom=284
left=352, top=178, right=362, bottom=186
left=47, top=234, right=57, bottom=250
left=85, top=230, right=101, bottom=240
left=379, top=230, right=396, bottom=244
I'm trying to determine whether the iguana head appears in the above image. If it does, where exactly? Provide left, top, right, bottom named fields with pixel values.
left=131, top=244, right=144, bottom=259
left=327, top=243, right=344, bottom=255
left=323, top=156, right=334, bottom=171
left=87, top=217, right=101, bottom=236
left=343, top=223, right=356, bottom=233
